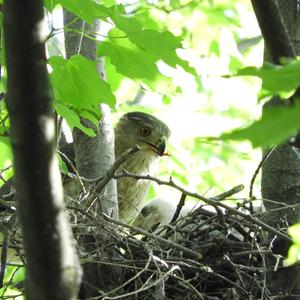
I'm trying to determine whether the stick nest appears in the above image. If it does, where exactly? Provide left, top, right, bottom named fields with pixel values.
left=68, top=196, right=276, bottom=300
left=0, top=189, right=288, bottom=300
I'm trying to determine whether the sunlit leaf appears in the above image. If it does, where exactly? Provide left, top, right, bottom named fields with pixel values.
left=109, top=5, right=199, bottom=82
left=58, top=154, right=69, bottom=175
left=289, top=223, right=300, bottom=246
left=162, top=95, right=171, bottom=105
left=220, top=101, right=300, bottom=148
left=45, top=0, right=110, bottom=22
left=204, top=4, right=240, bottom=27
left=285, top=244, right=299, bottom=267
left=49, top=55, right=116, bottom=110
left=285, top=223, right=300, bottom=266
left=98, top=29, right=160, bottom=81
left=44, top=0, right=56, bottom=11
left=53, top=101, right=96, bottom=137
left=0, top=137, right=13, bottom=179
left=237, top=59, right=300, bottom=95
left=209, top=40, right=220, bottom=57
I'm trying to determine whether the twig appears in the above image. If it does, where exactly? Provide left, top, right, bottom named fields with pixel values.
left=101, top=214, right=203, bottom=260
left=100, top=250, right=153, bottom=299
left=0, top=199, right=16, bottom=211
left=85, top=146, right=140, bottom=209
left=95, top=146, right=140, bottom=194
left=249, top=148, right=275, bottom=199
left=170, top=193, right=186, bottom=224
left=0, top=228, right=9, bottom=288
left=212, top=184, right=244, bottom=201
left=113, top=172, right=292, bottom=243
left=57, top=149, right=86, bottom=194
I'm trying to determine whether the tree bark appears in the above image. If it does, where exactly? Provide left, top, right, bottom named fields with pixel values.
left=63, top=10, right=120, bottom=299
left=3, top=1, right=82, bottom=299
left=252, top=0, right=300, bottom=297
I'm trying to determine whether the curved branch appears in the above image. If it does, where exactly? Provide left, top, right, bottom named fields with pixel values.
left=114, top=172, right=292, bottom=243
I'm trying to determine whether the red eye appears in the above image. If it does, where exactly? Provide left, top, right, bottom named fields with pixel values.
left=140, top=127, right=151, bottom=136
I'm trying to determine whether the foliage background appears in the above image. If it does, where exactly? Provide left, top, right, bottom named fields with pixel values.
left=45, top=0, right=264, bottom=205
left=0, top=0, right=275, bottom=297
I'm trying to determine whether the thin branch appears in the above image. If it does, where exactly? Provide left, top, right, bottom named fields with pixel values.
left=113, top=172, right=292, bottom=243
left=249, top=147, right=275, bottom=199
left=95, top=146, right=140, bottom=194
left=212, top=184, right=244, bottom=201
left=101, top=214, right=204, bottom=260
left=85, top=146, right=140, bottom=209
left=169, top=193, right=186, bottom=224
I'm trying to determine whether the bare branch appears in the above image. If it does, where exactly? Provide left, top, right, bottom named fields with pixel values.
left=114, top=172, right=292, bottom=243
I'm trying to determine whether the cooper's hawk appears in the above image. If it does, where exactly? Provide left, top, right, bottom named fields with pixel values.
left=115, top=112, right=170, bottom=223
left=0, top=111, right=170, bottom=224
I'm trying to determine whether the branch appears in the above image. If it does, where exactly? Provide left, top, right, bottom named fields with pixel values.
left=85, top=146, right=140, bottom=209
left=101, top=214, right=203, bottom=260
left=113, top=172, right=292, bottom=243
left=169, top=193, right=186, bottom=224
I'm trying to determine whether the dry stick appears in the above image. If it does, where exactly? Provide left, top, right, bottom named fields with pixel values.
left=94, top=146, right=140, bottom=193
left=0, top=199, right=16, bottom=211
left=101, top=214, right=204, bottom=260
left=249, top=148, right=275, bottom=199
left=0, top=214, right=17, bottom=288
left=170, top=193, right=186, bottom=224
left=212, top=184, right=244, bottom=201
left=99, top=252, right=153, bottom=299
left=102, top=267, right=179, bottom=300
left=113, top=172, right=292, bottom=243
left=0, top=228, right=9, bottom=288
left=57, top=149, right=86, bottom=194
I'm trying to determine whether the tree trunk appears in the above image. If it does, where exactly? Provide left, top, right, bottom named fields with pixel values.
left=63, top=10, right=120, bottom=299
left=252, top=0, right=300, bottom=297
left=3, top=1, right=82, bottom=299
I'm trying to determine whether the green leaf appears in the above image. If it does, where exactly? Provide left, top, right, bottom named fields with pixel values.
left=162, top=95, right=171, bottom=105
left=104, top=57, right=125, bottom=92
left=228, top=55, right=243, bottom=73
left=285, top=244, right=299, bottom=267
left=98, top=29, right=160, bottom=82
left=237, top=59, right=300, bottom=95
left=44, top=0, right=56, bottom=11
left=289, top=223, right=300, bottom=246
left=109, top=6, right=199, bottom=81
left=80, top=109, right=101, bottom=125
left=46, top=0, right=110, bottom=22
left=0, top=137, right=13, bottom=176
left=220, top=101, right=300, bottom=148
left=209, top=40, right=220, bottom=57
left=49, top=55, right=116, bottom=110
left=53, top=101, right=96, bottom=137
left=58, top=154, right=69, bottom=175
left=285, top=223, right=300, bottom=266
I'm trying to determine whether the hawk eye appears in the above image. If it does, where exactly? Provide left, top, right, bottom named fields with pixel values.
left=140, top=127, right=151, bottom=137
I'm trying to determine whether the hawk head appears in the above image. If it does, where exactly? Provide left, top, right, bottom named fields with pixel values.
left=115, top=112, right=170, bottom=159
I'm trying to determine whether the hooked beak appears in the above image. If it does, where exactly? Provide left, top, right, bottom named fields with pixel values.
left=146, top=139, right=166, bottom=156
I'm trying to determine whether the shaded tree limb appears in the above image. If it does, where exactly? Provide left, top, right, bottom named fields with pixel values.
left=3, top=1, right=82, bottom=299
left=63, top=9, right=120, bottom=298
left=251, top=0, right=296, bottom=63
